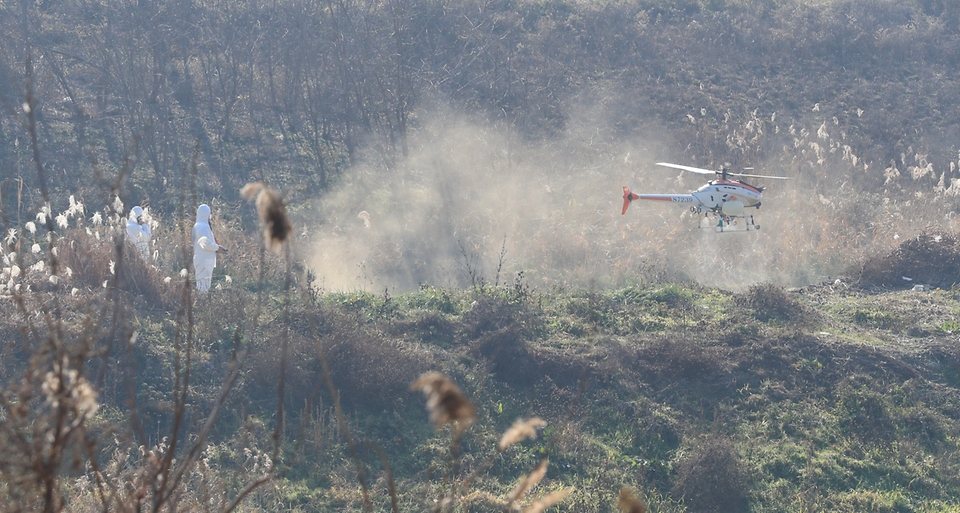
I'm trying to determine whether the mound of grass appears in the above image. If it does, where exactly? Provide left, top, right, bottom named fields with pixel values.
left=856, top=231, right=960, bottom=289
left=672, top=436, right=750, bottom=513
left=734, top=283, right=807, bottom=324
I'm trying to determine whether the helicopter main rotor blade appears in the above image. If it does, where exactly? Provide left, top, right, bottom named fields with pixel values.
left=728, top=172, right=792, bottom=180
left=658, top=162, right=792, bottom=180
left=655, top=162, right=716, bottom=175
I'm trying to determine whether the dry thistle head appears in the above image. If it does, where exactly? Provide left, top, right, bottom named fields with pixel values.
left=410, top=372, right=476, bottom=431
left=617, top=487, right=648, bottom=513
left=240, top=182, right=292, bottom=255
left=498, top=417, right=547, bottom=451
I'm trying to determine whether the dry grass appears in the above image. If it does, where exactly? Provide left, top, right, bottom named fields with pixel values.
left=55, top=233, right=115, bottom=290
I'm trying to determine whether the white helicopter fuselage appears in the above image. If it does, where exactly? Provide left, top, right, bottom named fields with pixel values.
left=693, top=179, right=762, bottom=215
left=637, top=179, right=762, bottom=216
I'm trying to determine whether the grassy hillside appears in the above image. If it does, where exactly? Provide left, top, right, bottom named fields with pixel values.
left=289, top=275, right=960, bottom=512
left=3, top=0, right=960, bottom=511
left=4, top=206, right=960, bottom=512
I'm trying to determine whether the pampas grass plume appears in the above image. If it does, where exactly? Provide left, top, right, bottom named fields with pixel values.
left=617, top=487, right=648, bottom=513
left=499, top=417, right=547, bottom=451
left=410, top=372, right=476, bottom=431
left=521, top=487, right=573, bottom=513
left=507, top=459, right=548, bottom=505
left=241, top=182, right=292, bottom=255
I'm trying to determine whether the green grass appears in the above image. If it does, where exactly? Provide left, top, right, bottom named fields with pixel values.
left=29, top=270, right=960, bottom=511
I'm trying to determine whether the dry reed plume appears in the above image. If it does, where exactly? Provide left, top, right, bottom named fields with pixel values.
left=617, top=486, right=648, bottom=513
left=410, top=371, right=476, bottom=432
left=408, top=372, right=571, bottom=511
left=241, top=182, right=292, bottom=255
left=520, top=488, right=573, bottom=513
left=498, top=417, right=547, bottom=451
left=506, top=458, right=549, bottom=507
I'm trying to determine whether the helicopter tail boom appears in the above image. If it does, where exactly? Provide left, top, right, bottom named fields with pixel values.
left=622, top=187, right=696, bottom=214
left=634, top=194, right=696, bottom=203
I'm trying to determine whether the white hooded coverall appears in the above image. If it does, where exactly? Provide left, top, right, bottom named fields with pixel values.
left=125, top=206, right=152, bottom=261
left=192, top=204, right=220, bottom=292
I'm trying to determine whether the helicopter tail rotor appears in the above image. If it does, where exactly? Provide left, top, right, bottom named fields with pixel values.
left=622, top=186, right=640, bottom=215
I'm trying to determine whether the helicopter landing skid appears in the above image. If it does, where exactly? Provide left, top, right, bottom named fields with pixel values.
left=697, top=213, right=760, bottom=232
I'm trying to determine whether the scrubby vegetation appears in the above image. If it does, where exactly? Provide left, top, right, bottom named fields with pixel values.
left=4, top=0, right=960, bottom=511
left=4, top=202, right=960, bottom=511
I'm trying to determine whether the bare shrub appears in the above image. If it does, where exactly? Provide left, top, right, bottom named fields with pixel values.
left=927, top=345, right=960, bottom=389
left=530, top=349, right=590, bottom=391
left=629, top=399, right=682, bottom=462
left=241, top=322, right=432, bottom=416
left=672, top=436, right=750, bottom=513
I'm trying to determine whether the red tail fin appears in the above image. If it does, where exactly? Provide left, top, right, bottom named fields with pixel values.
left=622, top=186, right=639, bottom=215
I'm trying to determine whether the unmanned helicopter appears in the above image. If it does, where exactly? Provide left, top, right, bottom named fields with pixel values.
left=621, top=162, right=791, bottom=232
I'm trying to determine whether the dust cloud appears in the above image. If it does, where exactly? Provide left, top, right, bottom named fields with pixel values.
left=304, top=111, right=947, bottom=294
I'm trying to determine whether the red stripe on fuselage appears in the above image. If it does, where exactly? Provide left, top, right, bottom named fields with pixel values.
left=713, top=180, right=761, bottom=194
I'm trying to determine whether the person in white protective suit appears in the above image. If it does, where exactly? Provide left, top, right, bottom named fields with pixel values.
left=192, top=204, right=227, bottom=292
left=125, top=206, right=152, bottom=261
